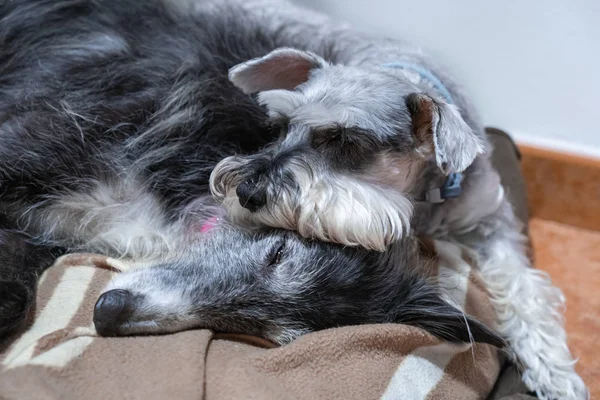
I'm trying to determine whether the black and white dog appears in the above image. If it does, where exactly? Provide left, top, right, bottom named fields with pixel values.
left=0, top=0, right=501, bottom=350
left=0, top=0, right=586, bottom=399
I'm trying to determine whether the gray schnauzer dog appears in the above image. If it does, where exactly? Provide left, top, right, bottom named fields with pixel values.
left=95, top=225, right=505, bottom=348
left=0, top=0, right=502, bottom=361
left=0, top=0, right=586, bottom=399
left=210, top=1, right=588, bottom=399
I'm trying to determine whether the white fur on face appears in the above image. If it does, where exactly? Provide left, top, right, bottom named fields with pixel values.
left=211, top=157, right=413, bottom=251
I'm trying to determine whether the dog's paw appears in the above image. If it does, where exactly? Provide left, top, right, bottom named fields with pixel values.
left=0, top=280, right=33, bottom=340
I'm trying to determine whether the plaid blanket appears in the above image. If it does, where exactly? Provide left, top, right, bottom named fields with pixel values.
left=0, top=240, right=501, bottom=400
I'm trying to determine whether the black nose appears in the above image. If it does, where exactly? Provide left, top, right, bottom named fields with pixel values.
left=93, top=289, right=134, bottom=337
left=236, top=181, right=266, bottom=212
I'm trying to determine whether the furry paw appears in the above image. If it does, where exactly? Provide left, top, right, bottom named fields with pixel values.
left=0, top=280, right=33, bottom=340
left=521, top=360, right=589, bottom=400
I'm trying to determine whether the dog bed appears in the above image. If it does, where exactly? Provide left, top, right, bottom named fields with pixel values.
left=0, top=129, right=535, bottom=400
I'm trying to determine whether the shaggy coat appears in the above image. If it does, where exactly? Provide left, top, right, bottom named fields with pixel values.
left=0, top=0, right=587, bottom=399
left=0, top=0, right=501, bottom=352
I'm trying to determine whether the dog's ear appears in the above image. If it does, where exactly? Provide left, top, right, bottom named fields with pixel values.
left=395, top=279, right=506, bottom=348
left=229, top=48, right=327, bottom=94
left=406, top=93, right=484, bottom=175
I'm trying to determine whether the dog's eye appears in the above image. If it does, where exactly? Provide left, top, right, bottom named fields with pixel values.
left=329, top=126, right=344, bottom=139
left=311, top=126, right=344, bottom=148
left=267, top=241, right=286, bottom=267
left=323, top=126, right=344, bottom=142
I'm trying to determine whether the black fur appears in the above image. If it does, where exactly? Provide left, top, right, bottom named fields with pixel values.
left=0, top=230, right=63, bottom=340
left=0, top=0, right=280, bottom=216
left=0, top=0, right=281, bottom=338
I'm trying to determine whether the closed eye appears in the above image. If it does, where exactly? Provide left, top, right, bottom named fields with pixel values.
left=267, top=240, right=286, bottom=267
left=311, top=125, right=345, bottom=148
left=327, top=126, right=344, bottom=140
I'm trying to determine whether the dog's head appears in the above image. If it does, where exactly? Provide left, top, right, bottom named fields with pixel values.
left=210, top=48, right=484, bottom=251
left=94, top=225, right=503, bottom=348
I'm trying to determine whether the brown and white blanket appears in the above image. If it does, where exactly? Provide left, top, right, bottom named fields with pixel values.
left=0, top=240, right=502, bottom=400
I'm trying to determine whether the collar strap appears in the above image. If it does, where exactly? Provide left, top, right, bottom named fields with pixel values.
left=382, top=61, right=462, bottom=203
left=424, top=172, right=463, bottom=204
left=382, top=61, right=454, bottom=104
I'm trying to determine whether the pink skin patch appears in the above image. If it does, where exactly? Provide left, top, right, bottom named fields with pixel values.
left=200, top=216, right=220, bottom=234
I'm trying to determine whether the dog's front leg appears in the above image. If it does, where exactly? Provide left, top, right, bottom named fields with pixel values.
left=478, top=232, right=588, bottom=400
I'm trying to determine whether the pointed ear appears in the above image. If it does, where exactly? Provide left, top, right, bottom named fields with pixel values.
left=228, top=48, right=327, bottom=94
left=406, top=93, right=485, bottom=175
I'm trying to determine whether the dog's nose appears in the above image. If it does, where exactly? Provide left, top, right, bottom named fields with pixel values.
left=93, top=289, right=134, bottom=336
left=236, top=181, right=266, bottom=212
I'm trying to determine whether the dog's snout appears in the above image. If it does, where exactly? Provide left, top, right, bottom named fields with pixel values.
left=93, top=289, right=135, bottom=336
left=236, top=180, right=266, bottom=212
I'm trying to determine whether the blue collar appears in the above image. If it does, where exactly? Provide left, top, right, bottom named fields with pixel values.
left=382, top=61, right=462, bottom=203
left=382, top=61, right=454, bottom=104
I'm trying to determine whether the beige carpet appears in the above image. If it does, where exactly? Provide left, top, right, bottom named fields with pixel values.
left=529, top=218, right=600, bottom=398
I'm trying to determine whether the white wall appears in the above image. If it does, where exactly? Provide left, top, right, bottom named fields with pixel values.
left=294, top=0, right=600, bottom=157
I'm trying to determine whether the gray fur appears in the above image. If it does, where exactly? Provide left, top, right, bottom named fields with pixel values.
left=98, top=222, right=503, bottom=348
left=0, top=0, right=500, bottom=352
left=208, top=1, right=588, bottom=398
left=212, top=43, right=485, bottom=250
left=0, top=0, right=586, bottom=397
